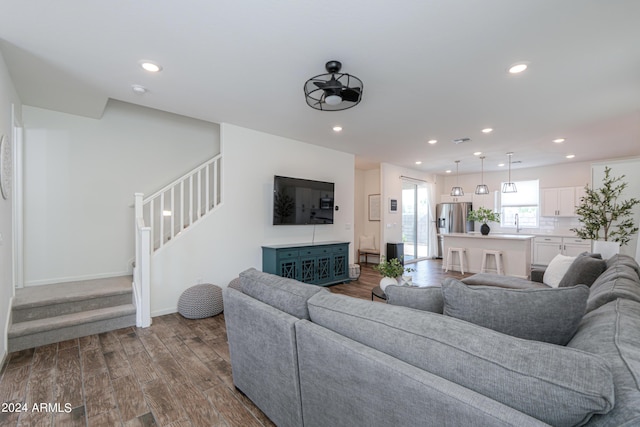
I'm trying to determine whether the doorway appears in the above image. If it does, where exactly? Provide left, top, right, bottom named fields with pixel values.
left=401, top=180, right=430, bottom=263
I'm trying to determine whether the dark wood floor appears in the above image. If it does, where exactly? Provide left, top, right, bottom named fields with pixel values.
left=0, top=259, right=468, bottom=427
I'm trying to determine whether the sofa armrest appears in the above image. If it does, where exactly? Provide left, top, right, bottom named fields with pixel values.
left=531, top=268, right=545, bottom=283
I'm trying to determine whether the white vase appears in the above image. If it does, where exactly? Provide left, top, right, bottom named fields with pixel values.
left=593, top=240, right=620, bottom=260
left=379, top=277, right=398, bottom=291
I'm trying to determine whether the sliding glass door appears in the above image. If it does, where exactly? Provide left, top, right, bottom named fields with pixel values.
left=402, top=180, right=431, bottom=263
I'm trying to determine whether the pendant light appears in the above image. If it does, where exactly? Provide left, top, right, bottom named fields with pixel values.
left=450, top=160, right=464, bottom=196
left=475, top=156, right=490, bottom=195
left=502, top=152, right=517, bottom=193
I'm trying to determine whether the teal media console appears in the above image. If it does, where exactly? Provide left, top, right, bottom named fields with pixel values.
left=262, top=241, right=351, bottom=286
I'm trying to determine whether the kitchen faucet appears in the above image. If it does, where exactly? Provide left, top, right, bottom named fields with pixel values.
left=515, top=213, right=521, bottom=233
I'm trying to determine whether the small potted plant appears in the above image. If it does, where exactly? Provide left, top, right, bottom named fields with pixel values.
left=374, top=256, right=415, bottom=291
left=571, top=166, right=639, bottom=258
left=467, top=207, right=501, bottom=235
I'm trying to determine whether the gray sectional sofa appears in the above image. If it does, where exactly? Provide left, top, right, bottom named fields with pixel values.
left=223, top=254, right=640, bottom=427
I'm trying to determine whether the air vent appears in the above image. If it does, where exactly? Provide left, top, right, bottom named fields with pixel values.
left=512, top=160, right=522, bottom=164
left=452, top=137, right=471, bottom=144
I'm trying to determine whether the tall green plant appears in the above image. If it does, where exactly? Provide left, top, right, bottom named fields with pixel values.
left=570, top=166, right=640, bottom=245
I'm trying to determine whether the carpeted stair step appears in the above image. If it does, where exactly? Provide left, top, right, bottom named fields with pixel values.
left=12, top=276, right=133, bottom=322
left=8, top=304, right=136, bottom=352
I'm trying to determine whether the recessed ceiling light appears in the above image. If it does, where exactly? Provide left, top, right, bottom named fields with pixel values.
left=131, top=84, right=147, bottom=94
left=553, top=138, right=565, bottom=143
left=481, top=128, right=493, bottom=133
left=473, top=151, right=482, bottom=156
left=332, top=126, right=342, bottom=132
left=445, top=169, right=452, bottom=174
left=566, top=154, right=575, bottom=159
left=140, top=61, right=162, bottom=72
left=508, top=63, right=528, bottom=74
left=498, top=163, right=505, bottom=167
left=428, top=139, right=437, bottom=144
left=415, top=161, right=422, bottom=165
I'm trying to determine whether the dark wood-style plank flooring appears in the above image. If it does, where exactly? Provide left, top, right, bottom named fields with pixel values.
left=0, top=259, right=469, bottom=427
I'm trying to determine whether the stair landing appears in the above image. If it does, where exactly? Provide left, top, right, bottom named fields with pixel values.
left=9, top=276, right=136, bottom=352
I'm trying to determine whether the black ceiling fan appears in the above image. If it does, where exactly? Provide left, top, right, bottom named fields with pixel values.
left=304, top=61, right=363, bottom=111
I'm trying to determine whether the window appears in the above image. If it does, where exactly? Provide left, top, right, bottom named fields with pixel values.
left=500, top=180, right=539, bottom=228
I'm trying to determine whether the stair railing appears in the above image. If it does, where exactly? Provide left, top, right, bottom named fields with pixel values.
left=133, top=154, right=223, bottom=327
left=133, top=216, right=151, bottom=327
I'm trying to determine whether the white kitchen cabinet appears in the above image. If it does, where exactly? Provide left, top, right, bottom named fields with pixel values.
left=533, top=236, right=591, bottom=265
left=534, top=236, right=563, bottom=265
left=541, top=187, right=577, bottom=217
left=563, top=237, right=591, bottom=257
left=472, top=191, right=496, bottom=211
left=440, top=194, right=473, bottom=203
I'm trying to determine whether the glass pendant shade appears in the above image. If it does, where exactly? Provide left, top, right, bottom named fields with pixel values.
left=475, top=184, right=490, bottom=195
left=451, top=186, right=464, bottom=196
left=502, top=152, right=517, bottom=193
left=450, top=160, right=464, bottom=196
left=475, top=156, right=490, bottom=195
left=502, top=182, right=518, bottom=193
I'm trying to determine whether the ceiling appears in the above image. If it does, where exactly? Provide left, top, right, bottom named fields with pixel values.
left=1, top=0, right=639, bottom=174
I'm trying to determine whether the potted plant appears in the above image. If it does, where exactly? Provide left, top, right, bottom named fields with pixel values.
left=570, top=166, right=640, bottom=258
left=467, top=207, right=501, bottom=235
left=374, top=256, right=415, bottom=291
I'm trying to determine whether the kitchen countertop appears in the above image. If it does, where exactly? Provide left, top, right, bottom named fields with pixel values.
left=467, top=231, right=586, bottom=239
left=445, top=233, right=535, bottom=240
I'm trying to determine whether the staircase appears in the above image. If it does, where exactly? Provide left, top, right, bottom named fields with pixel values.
left=8, top=276, right=136, bottom=352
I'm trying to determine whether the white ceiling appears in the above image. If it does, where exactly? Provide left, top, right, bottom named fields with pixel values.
left=1, top=0, right=639, bottom=173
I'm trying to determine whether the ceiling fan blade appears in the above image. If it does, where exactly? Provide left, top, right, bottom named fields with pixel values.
left=341, top=87, right=361, bottom=102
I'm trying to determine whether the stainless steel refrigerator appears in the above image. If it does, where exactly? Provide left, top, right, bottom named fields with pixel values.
left=436, top=202, right=474, bottom=258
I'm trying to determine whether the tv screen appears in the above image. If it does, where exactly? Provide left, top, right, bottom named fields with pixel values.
left=273, top=175, right=335, bottom=225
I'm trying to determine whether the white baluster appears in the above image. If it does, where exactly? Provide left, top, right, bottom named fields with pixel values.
left=180, top=180, right=185, bottom=233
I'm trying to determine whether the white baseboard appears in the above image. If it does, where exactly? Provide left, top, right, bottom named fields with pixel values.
left=151, top=307, right=178, bottom=318
left=24, top=270, right=132, bottom=287
left=2, top=295, right=13, bottom=364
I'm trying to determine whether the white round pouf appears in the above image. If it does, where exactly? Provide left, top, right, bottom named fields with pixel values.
left=178, top=284, right=223, bottom=319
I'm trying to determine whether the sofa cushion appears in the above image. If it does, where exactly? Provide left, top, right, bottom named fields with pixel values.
left=543, top=254, right=576, bottom=287
left=606, top=254, right=640, bottom=278
left=238, top=268, right=327, bottom=320
left=587, top=259, right=640, bottom=313
left=307, top=292, right=614, bottom=427
left=385, top=285, right=443, bottom=313
left=442, top=278, right=588, bottom=345
left=567, top=299, right=640, bottom=426
left=558, top=254, right=607, bottom=288
left=462, top=273, right=549, bottom=289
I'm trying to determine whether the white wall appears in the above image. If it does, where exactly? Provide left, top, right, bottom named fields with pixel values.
left=380, top=163, right=437, bottom=256
left=149, top=123, right=355, bottom=316
left=0, top=51, right=20, bottom=363
left=22, top=101, right=220, bottom=285
left=354, top=168, right=381, bottom=258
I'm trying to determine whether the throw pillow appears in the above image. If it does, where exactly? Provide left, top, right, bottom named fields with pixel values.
left=543, top=254, right=576, bottom=287
left=441, top=278, right=589, bottom=345
left=359, top=235, right=375, bottom=250
left=385, top=285, right=443, bottom=313
left=558, top=254, right=607, bottom=287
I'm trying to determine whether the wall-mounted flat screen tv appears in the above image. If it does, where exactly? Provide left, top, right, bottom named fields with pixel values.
left=273, top=175, right=335, bottom=225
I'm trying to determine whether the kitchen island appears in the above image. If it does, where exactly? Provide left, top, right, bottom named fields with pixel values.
left=442, top=233, right=535, bottom=279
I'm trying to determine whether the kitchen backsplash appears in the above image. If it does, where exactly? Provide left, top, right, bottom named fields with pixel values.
left=493, top=216, right=582, bottom=236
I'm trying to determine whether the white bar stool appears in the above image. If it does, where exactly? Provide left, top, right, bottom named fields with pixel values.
left=445, top=247, right=467, bottom=274
left=481, top=249, right=504, bottom=275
